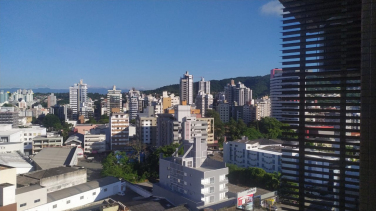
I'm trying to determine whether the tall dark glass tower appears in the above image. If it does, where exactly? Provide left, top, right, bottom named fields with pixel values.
left=278, top=0, right=375, bottom=210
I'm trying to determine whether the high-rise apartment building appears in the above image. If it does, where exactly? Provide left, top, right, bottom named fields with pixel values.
left=128, top=89, right=140, bottom=120
left=180, top=71, right=193, bottom=105
left=278, top=1, right=375, bottom=210
left=153, top=117, right=230, bottom=210
left=195, top=91, right=213, bottom=117
left=47, top=93, right=57, bottom=108
left=0, top=91, right=9, bottom=103
left=198, top=77, right=210, bottom=94
left=216, top=103, right=230, bottom=123
left=156, top=113, right=181, bottom=147
left=110, top=113, right=129, bottom=150
left=136, top=112, right=157, bottom=145
left=224, top=81, right=252, bottom=106
left=270, top=68, right=299, bottom=123
left=253, top=96, right=271, bottom=121
left=107, top=85, right=122, bottom=115
left=69, top=80, right=88, bottom=120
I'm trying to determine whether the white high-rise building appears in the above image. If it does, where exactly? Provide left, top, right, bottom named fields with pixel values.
left=224, top=81, right=252, bottom=106
left=195, top=91, right=213, bottom=117
left=128, top=89, right=140, bottom=120
left=107, top=85, right=122, bottom=115
left=180, top=71, right=193, bottom=105
left=253, top=96, right=271, bottom=121
left=69, top=80, right=88, bottom=120
left=198, top=77, right=210, bottom=94
left=270, top=68, right=299, bottom=123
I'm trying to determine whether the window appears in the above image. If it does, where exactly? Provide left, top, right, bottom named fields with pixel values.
left=20, top=203, right=27, bottom=207
left=53, top=204, right=57, bottom=208
left=210, top=196, right=214, bottom=203
left=104, top=188, right=107, bottom=192
left=34, top=199, right=40, bottom=203
left=66, top=200, right=70, bottom=204
left=210, top=187, right=214, bottom=193
left=210, top=177, right=214, bottom=184
left=80, top=196, right=84, bottom=200
left=93, top=192, right=96, bottom=195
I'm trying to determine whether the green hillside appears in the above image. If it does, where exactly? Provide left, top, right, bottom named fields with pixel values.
left=142, top=74, right=270, bottom=98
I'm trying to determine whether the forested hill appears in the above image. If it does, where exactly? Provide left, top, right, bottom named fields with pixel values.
left=142, top=74, right=270, bottom=98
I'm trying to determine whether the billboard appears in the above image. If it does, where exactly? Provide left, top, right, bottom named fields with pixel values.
left=237, top=188, right=257, bottom=210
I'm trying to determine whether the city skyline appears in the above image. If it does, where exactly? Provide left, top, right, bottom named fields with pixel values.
left=0, top=0, right=283, bottom=89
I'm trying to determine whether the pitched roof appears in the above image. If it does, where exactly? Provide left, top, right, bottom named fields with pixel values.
left=32, top=147, right=77, bottom=169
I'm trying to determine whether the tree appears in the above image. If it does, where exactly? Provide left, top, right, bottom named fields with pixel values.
left=42, top=114, right=62, bottom=130
left=243, top=127, right=264, bottom=140
left=205, top=110, right=225, bottom=142
left=251, top=117, right=296, bottom=139
left=85, top=117, right=97, bottom=124
left=102, top=151, right=139, bottom=182
left=2, top=103, right=13, bottom=107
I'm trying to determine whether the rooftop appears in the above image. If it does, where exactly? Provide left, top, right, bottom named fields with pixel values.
left=0, top=153, right=33, bottom=169
left=47, top=176, right=119, bottom=202
left=33, top=134, right=62, bottom=139
left=17, top=166, right=83, bottom=187
left=259, top=146, right=283, bottom=153
left=65, top=133, right=84, bottom=144
left=16, top=184, right=44, bottom=195
left=0, top=183, right=14, bottom=188
left=32, top=147, right=76, bottom=169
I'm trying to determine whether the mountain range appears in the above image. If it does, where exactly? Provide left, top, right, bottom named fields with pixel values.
left=2, top=74, right=271, bottom=97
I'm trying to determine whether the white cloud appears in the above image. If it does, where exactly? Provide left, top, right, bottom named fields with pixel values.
left=260, top=0, right=284, bottom=16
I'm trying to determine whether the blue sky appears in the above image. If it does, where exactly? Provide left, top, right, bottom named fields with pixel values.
left=0, top=0, right=284, bottom=90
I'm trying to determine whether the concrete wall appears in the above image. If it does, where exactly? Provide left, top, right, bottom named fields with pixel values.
left=0, top=142, right=24, bottom=154
left=40, top=169, right=87, bottom=193
left=27, top=181, right=121, bottom=211
left=0, top=184, right=15, bottom=206
left=0, top=168, right=16, bottom=185
left=16, top=187, right=47, bottom=211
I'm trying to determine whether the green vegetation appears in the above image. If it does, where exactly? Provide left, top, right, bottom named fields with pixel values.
left=43, top=114, right=63, bottom=130
left=227, top=164, right=280, bottom=190
left=225, top=117, right=295, bottom=141
left=205, top=110, right=225, bottom=146
left=35, top=114, right=72, bottom=141
left=205, top=111, right=295, bottom=146
left=101, top=143, right=183, bottom=183
left=2, top=103, right=13, bottom=107
left=85, top=115, right=109, bottom=124
left=142, top=74, right=271, bottom=98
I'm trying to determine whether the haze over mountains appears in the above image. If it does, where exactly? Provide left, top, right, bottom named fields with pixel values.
left=2, top=74, right=271, bottom=97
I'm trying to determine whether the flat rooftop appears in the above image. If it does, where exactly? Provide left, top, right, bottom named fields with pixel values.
left=47, top=176, right=119, bottom=202
left=228, top=183, right=273, bottom=196
left=260, top=146, right=283, bottom=153
left=16, top=184, right=44, bottom=195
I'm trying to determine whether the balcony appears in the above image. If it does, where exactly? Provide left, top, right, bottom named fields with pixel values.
left=219, top=178, right=229, bottom=183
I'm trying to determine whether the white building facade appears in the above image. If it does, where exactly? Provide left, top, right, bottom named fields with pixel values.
left=180, top=71, right=193, bottom=105
left=69, top=80, right=88, bottom=120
